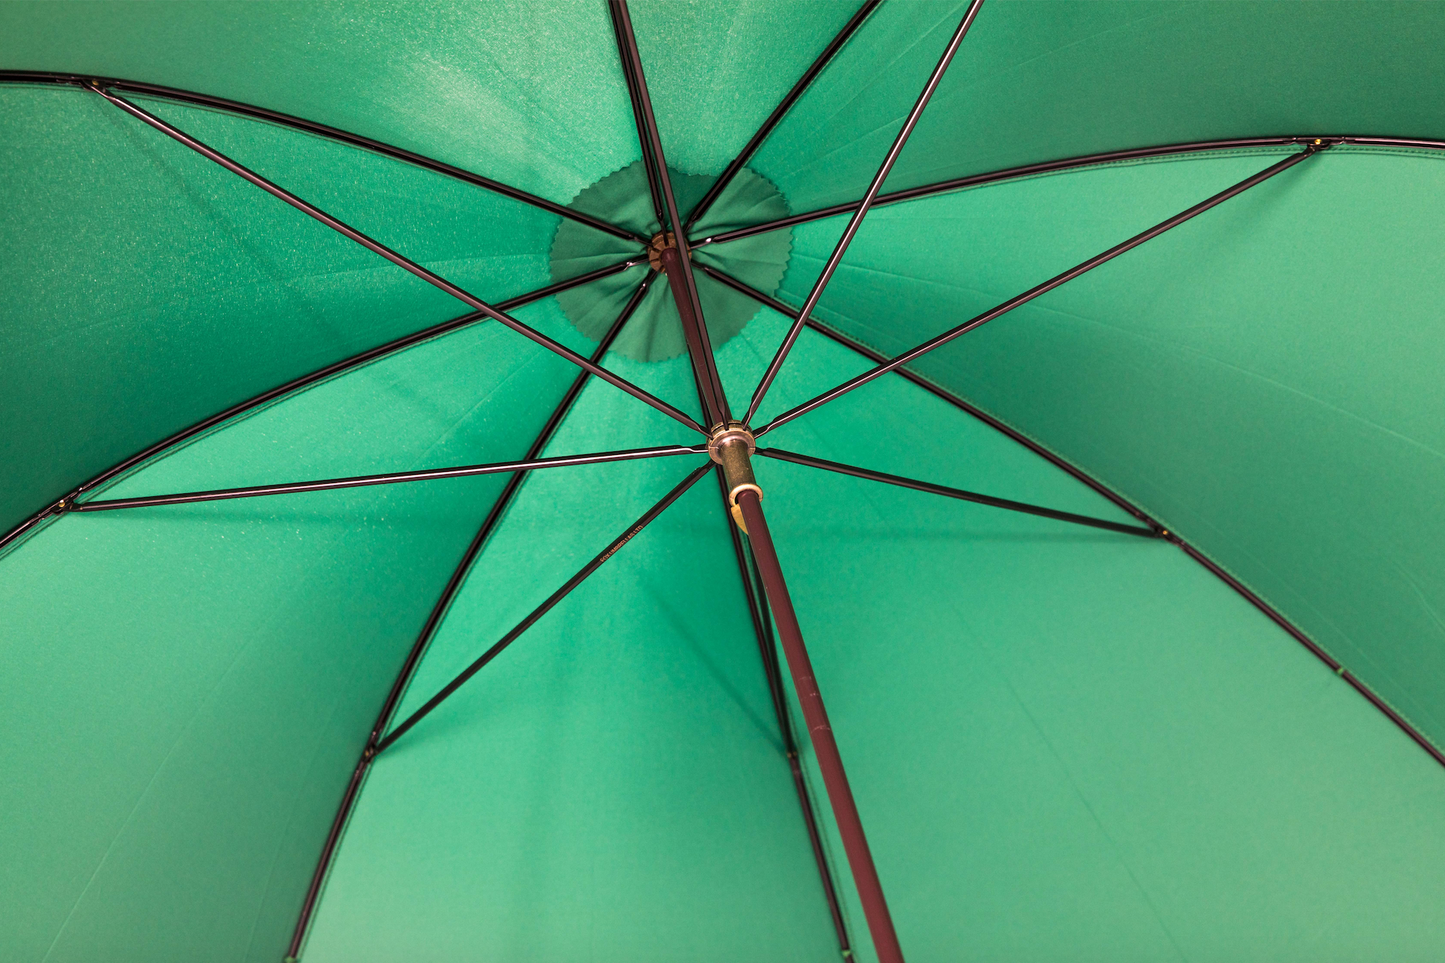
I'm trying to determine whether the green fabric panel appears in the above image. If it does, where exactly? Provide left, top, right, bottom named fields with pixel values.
left=0, top=0, right=638, bottom=205
left=0, top=84, right=567, bottom=539
left=304, top=380, right=838, bottom=961
left=88, top=297, right=585, bottom=502
left=776, top=148, right=1445, bottom=757
left=627, top=0, right=857, bottom=181
left=752, top=1, right=1445, bottom=213
left=138, top=96, right=607, bottom=288
left=757, top=331, right=1445, bottom=961
left=0, top=301, right=586, bottom=963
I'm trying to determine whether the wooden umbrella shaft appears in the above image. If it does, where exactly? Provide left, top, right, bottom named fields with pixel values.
left=735, top=488, right=905, bottom=963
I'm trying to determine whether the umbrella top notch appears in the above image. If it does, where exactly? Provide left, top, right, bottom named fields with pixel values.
left=646, top=230, right=676, bottom=272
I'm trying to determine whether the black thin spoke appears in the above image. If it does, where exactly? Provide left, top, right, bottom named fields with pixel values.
left=92, top=85, right=705, bottom=435
left=756, top=145, right=1324, bottom=437
left=696, top=132, right=1445, bottom=248
left=698, top=261, right=1158, bottom=527
left=1170, top=538, right=1445, bottom=769
left=286, top=276, right=652, bottom=958
left=606, top=15, right=667, bottom=228
left=610, top=0, right=732, bottom=426
left=715, top=267, right=1445, bottom=779
left=377, top=461, right=712, bottom=754
left=695, top=137, right=1329, bottom=247
left=759, top=448, right=1157, bottom=537
left=693, top=133, right=1445, bottom=248
left=2, top=71, right=647, bottom=243
left=73, top=444, right=700, bottom=512
left=0, top=259, right=645, bottom=553
left=744, top=0, right=986, bottom=425
left=713, top=469, right=854, bottom=957
left=684, top=0, right=881, bottom=232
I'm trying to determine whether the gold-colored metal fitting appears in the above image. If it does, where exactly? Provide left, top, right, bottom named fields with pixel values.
left=708, top=422, right=761, bottom=532
left=647, top=231, right=676, bottom=272
left=707, top=421, right=755, bottom=463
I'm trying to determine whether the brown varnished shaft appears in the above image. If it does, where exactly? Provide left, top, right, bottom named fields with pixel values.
left=734, top=487, right=905, bottom=963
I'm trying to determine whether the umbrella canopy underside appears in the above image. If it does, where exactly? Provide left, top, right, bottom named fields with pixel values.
left=4, top=3, right=1445, bottom=961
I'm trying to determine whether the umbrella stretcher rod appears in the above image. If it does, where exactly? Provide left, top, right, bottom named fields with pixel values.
left=286, top=276, right=658, bottom=959
left=711, top=426, right=907, bottom=963
left=759, top=447, right=1158, bottom=538
left=375, top=462, right=714, bottom=753
left=746, top=0, right=987, bottom=426
left=696, top=264, right=1158, bottom=536
left=66, top=444, right=701, bottom=512
left=0, top=256, right=644, bottom=552
left=756, top=143, right=1327, bottom=437
left=88, top=84, right=705, bottom=436
left=693, top=134, right=1324, bottom=247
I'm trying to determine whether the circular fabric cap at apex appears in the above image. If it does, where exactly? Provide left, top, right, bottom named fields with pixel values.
left=5, top=2, right=1445, bottom=963
left=550, top=160, right=794, bottom=361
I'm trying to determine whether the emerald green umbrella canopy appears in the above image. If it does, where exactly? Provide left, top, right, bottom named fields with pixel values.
left=6, top=2, right=1445, bottom=960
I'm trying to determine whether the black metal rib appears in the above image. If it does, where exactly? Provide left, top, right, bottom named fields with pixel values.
left=377, top=461, right=712, bottom=754
left=759, top=448, right=1157, bottom=537
left=745, top=0, right=986, bottom=425
left=610, top=0, right=732, bottom=427
left=0, top=70, right=646, bottom=243
left=692, top=133, right=1445, bottom=248
left=286, top=275, right=653, bottom=958
left=0, top=259, right=644, bottom=555
left=713, top=469, right=854, bottom=958
left=92, top=85, right=704, bottom=435
left=684, top=0, right=882, bottom=232
left=698, top=261, right=1158, bottom=527
left=756, top=145, right=1322, bottom=436
left=606, top=12, right=666, bottom=228
left=1169, top=538, right=1445, bottom=769
left=707, top=266, right=1445, bottom=777
left=72, top=444, right=701, bottom=512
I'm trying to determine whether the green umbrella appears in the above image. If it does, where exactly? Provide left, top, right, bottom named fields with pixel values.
left=6, top=1, right=1445, bottom=960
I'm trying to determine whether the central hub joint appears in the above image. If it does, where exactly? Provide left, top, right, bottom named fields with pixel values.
left=709, top=422, right=760, bottom=532
left=647, top=231, right=676, bottom=272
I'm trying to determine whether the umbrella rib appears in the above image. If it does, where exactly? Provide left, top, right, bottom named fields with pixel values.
left=698, top=261, right=1158, bottom=525
left=713, top=469, right=855, bottom=959
left=713, top=274, right=1445, bottom=778
left=694, top=136, right=1340, bottom=247
left=606, top=11, right=667, bottom=229
left=89, top=84, right=705, bottom=436
left=684, top=0, right=882, bottom=233
left=610, top=0, right=732, bottom=426
left=758, top=448, right=1158, bottom=537
left=284, top=275, right=654, bottom=958
left=0, top=258, right=645, bottom=554
left=744, top=0, right=986, bottom=426
left=69, top=444, right=701, bottom=512
left=754, top=144, right=1325, bottom=436
left=695, top=133, right=1445, bottom=248
left=376, top=462, right=713, bottom=755
left=0, top=71, right=648, bottom=243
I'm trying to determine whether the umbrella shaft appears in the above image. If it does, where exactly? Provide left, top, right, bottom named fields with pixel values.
left=659, top=245, right=731, bottom=427
left=735, top=487, right=906, bottom=963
